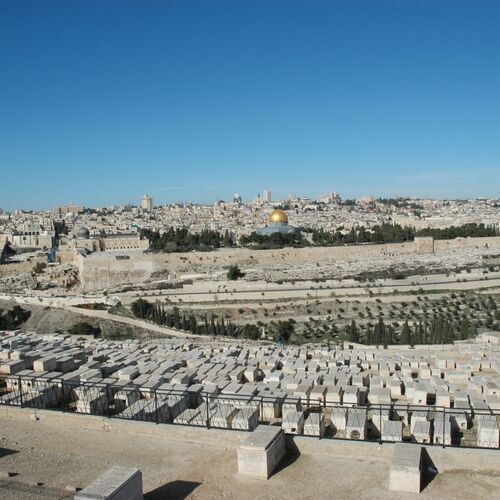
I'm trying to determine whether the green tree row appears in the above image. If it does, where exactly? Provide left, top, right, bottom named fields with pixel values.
left=345, top=314, right=477, bottom=347
left=311, top=223, right=415, bottom=246
left=141, top=228, right=234, bottom=252
left=239, top=231, right=308, bottom=249
left=130, top=299, right=239, bottom=337
left=416, top=223, right=498, bottom=240
left=241, top=222, right=498, bottom=250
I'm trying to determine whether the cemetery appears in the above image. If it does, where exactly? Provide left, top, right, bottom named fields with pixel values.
left=0, top=329, right=499, bottom=452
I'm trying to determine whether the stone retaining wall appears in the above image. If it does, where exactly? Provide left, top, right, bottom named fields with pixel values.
left=78, top=236, right=500, bottom=292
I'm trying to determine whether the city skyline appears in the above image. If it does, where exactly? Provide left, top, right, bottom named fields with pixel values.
left=3, top=187, right=500, bottom=214
left=2, top=3, right=500, bottom=496
left=1, top=1, right=500, bottom=210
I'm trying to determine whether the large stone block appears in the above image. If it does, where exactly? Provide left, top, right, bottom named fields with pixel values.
left=238, top=425, right=286, bottom=479
left=74, top=466, right=143, bottom=500
left=389, top=443, right=422, bottom=494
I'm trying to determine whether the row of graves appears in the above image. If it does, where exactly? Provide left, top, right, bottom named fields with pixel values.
left=1, top=330, right=499, bottom=448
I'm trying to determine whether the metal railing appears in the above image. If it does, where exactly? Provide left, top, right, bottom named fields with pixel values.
left=0, top=375, right=498, bottom=450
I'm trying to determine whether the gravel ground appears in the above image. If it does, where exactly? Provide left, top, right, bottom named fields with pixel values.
left=0, top=410, right=499, bottom=499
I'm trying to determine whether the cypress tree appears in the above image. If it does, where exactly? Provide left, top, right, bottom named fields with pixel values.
left=173, top=307, right=181, bottom=329
left=189, top=314, right=197, bottom=334
left=417, top=320, right=424, bottom=345
left=209, top=316, right=216, bottom=336
left=401, top=320, right=411, bottom=345
left=388, top=325, right=395, bottom=346
left=367, top=327, right=373, bottom=345
left=349, top=319, right=359, bottom=343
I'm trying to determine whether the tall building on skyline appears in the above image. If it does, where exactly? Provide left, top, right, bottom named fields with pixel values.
left=263, top=190, right=272, bottom=204
left=141, top=194, right=154, bottom=211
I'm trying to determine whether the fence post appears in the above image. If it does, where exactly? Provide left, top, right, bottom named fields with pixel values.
left=60, top=379, right=66, bottom=412
left=205, top=392, right=210, bottom=430
left=407, top=402, right=409, bottom=433
left=318, top=404, right=322, bottom=440
left=442, top=406, right=446, bottom=448
left=379, top=404, right=382, bottom=443
left=107, top=382, right=112, bottom=418
left=155, top=390, right=159, bottom=424
left=18, top=375, right=23, bottom=408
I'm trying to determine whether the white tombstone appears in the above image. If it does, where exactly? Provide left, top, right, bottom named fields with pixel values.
left=303, top=412, right=326, bottom=437
left=477, top=416, right=499, bottom=448
left=329, top=406, right=348, bottom=433
left=382, top=420, right=403, bottom=442
left=75, top=466, right=143, bottom=500
left=389, top=444, right=423, bottom=494
left=232, top=405, right=259, bottom=431
left=346, top=409, right=367, bottom=440
left=238, top=425, right=286, bottom=479
left=412, top=420, right=431, bottom=444
left=282, top=410, right=304, bottom=435
left=433, top=416, right=452, bottom=445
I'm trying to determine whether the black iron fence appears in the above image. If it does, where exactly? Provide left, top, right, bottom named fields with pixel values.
left=0, top=375, right=498, bottom=450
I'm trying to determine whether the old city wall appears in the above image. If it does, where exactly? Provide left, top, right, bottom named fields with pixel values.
left=78, top=236, right=500, bottom=292
left=78, top=242, right=414, bottom=292
left=433, top=235, right=500, bottom=252
left=78, top=252, right=157, bottom=292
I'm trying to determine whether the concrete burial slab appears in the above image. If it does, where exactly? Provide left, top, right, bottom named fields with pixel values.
left=74, top=465, right=143, bottom=500
left=389, top=443, right=423, bottom=494
left=238, top=425, right=286, bottom=479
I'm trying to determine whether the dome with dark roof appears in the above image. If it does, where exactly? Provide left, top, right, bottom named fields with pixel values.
left=77, top=227, right=90, bottom=238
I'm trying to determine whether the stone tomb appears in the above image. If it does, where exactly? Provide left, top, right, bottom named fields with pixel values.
left=303, top=412, right=326, bottom=437
left=412, top=420, right=431, bottom=444
left=477, top=416, right=500, bottom=448
left=388, top=443, right=423, bottom=494
left=232, top=405, right=259, bottom=431
left=238, top=425, right=286, bottom=479
left=75, top=466, right=143, bottom=500
left=382, top=420, right=403, bottom=442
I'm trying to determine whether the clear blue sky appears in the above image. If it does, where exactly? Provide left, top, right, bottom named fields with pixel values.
left=1, top=0, right=499, bottom=210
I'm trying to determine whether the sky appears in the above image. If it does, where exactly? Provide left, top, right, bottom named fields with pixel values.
left=1, top=0, right=499, bottom=210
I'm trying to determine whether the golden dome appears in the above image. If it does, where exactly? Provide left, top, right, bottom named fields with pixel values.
left=269, top=209, right=288, bottom=223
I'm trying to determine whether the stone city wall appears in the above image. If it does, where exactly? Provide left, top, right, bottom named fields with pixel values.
left=77, top=236, right=500, bottom=292
left=101, top=236, right=149, bottom=252
left=433, top=235, right=500, bottom=252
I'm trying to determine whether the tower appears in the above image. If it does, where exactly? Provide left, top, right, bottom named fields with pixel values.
left=141, top=194, right=153, bottom=211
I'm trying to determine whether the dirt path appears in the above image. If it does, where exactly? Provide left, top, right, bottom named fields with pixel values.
left=1, top=293, right=207, bottom=339
left=65, top=306, right=210, bottom=339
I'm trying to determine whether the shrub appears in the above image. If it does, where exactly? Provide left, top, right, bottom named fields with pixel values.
left=227, top=265, right=245, bottom=281
left=33, top=262, right=47, bottom=274
left=68, top=322, right=101, bottom=337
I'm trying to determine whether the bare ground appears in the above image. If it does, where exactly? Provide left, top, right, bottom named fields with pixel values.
left=0, top=409, right=499, bottom=500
